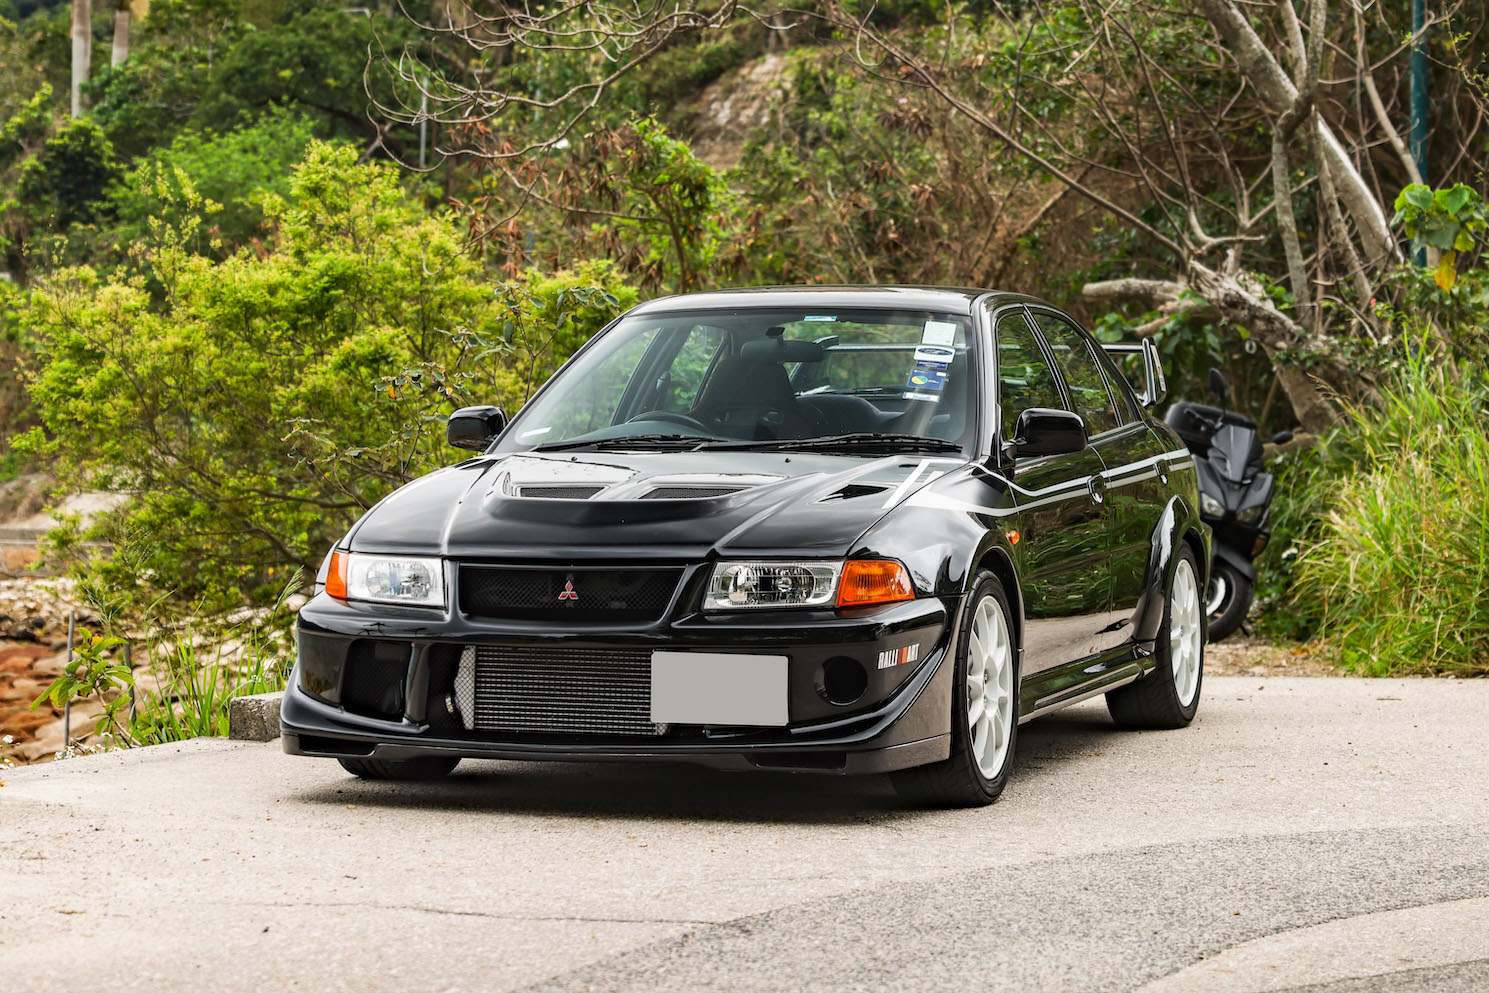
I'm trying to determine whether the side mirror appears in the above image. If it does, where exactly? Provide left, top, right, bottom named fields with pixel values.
left=1207, top=367, right=1230, bottom=408
left=447, top=405, right=507, bottom=451
left=1007, top=408, right=1088, bottom=460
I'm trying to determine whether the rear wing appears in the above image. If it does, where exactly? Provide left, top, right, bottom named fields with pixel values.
left=1101, top=339, right=1167, bottom=409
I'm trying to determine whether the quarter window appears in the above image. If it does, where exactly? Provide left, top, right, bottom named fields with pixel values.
left=994, top=312, right=1064, bottom=442
left=1031, top=311, right=1120, bottom=436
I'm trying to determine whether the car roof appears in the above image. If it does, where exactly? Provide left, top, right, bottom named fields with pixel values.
left=628, top=285, right=1050, bottom=318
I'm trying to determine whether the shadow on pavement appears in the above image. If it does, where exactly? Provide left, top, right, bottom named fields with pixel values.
left=284, top=705, right=1124, bottom=824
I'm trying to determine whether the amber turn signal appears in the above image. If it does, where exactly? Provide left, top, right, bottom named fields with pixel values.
left=836, top=559, right=915, bottom=608
left=326, top=550, right=349, bottom=600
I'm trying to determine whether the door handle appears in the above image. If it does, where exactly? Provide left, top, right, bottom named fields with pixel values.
left=1156, top=459, right=1170, bottom=484
left=1088, top=476, right=1107, bottom=504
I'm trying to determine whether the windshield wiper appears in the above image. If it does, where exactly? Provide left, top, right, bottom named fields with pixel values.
left=702, top=433, right=965, bottom=454
left=533, top=433, right=714, bottom=453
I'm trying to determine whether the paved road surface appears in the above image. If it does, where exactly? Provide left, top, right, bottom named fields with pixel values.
left=3, top=676, right=1487, bottom=993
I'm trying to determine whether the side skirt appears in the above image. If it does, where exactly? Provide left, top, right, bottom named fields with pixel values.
left=1016, top=644, right=1158, bottom=724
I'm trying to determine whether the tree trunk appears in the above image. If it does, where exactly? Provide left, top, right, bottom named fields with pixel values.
left=1190, top=0, right=1398, bottom=262
left=71, top=0, right=92, bottom=117
left=111, top=0, right=130, bottom=67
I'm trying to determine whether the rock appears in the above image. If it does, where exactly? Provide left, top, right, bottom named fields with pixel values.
left=228, top=692, right=283, bottom=742
left=9, top=627, right=36, bottom=643
left=27, top=616, right=44, bottom=628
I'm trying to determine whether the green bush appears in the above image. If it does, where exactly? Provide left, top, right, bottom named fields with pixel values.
left=108, top=109, right=325, bottom=257
left=21, top=141, right=630, bottom=611
left=1291, top=355, right=1489, bottom=675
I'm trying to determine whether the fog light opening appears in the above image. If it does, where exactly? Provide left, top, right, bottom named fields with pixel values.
left=819, top=657, right=868, bottom=706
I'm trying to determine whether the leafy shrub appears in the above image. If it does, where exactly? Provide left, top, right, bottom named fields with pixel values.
left=108, top=109, right=324, bottom=256
left=20, top=142, right=629, bottom=610
left=1291, top=355, right=1489, bottom=675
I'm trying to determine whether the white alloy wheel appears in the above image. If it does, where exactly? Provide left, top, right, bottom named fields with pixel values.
left=967, top=594, right=1015, bottom=779
left=1170, top=558, right=1204, bottom=707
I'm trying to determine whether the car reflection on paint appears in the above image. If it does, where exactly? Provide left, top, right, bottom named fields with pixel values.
left=281, top=287, right=1208, bottom=806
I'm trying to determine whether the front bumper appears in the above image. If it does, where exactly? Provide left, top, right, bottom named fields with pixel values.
left=281, top=592, right=958, bottom=775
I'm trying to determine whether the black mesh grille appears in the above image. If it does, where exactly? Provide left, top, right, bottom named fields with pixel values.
left=642, top=486, right=743, bottom=500
left=342, top=640, right=409, bottom=719
left=466, top=645, right=657, bottom=735
left=458, top=565, right=682, bottom=623
left=518, top=485, right=605, bottom=499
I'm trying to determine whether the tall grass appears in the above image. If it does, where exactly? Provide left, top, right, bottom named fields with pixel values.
left=1294, top=355, right=1489, bottom=675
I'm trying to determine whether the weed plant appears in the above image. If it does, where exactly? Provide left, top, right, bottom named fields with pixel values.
left=1292, top=352, right=1489, bottom=675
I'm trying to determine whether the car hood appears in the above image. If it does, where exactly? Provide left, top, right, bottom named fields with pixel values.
left=346, top=450, right=967, bottom=561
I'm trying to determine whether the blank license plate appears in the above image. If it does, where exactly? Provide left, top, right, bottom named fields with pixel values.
left=650, top=652, right=789, bottom=726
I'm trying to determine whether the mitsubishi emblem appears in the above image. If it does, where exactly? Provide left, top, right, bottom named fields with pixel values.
left=557, top=576, right=579, bottom=602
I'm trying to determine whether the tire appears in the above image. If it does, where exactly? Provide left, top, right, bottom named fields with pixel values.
left=337, top=756, right=461, bottom=781
left=892, top=571, right=1019, bottom=807
left=1205, top=559, right=1253, bottom=642
left=1106, top=546, right=1204, bottom=730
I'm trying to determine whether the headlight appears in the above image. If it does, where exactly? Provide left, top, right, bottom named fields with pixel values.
left=707, top=561, right=842, bottom=610
left=1236, top=505, right=1266, bottom=524
left=1200, top=494, right=1225, bottom=518
left=704, top=559, right=916, bottom=610
left=328, top=551, right=445, bottom=607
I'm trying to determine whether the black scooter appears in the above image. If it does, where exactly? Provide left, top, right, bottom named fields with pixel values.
left=1164, top=370, right=1291, bottom=641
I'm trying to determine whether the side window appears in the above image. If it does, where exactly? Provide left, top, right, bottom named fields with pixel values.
left=994, top=311, right=1064, bottom=442
left=659, top=325, right=727, bottom=411
left=1031, top=311, right=1120, bottom=436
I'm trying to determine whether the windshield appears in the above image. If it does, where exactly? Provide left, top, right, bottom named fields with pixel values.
left=496, top=307, right=979, bottom=455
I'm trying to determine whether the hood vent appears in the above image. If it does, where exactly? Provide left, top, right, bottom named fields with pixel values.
left=641, top=485, right=745, bottom=500
left=518, top=485, right=606, bottom=500
left=822, top=483, right=889, bottom=502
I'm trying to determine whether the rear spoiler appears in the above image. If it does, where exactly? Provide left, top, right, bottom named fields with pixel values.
left=1101, top=339, right=1167, bottom=409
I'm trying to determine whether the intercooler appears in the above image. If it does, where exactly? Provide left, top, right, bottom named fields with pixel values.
left=450, top=645, right=662, bottom=736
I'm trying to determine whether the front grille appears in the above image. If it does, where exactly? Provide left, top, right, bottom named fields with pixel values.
left=452, top=645, right=658, bottom=735
left=458, top=565, right=682, bottom=623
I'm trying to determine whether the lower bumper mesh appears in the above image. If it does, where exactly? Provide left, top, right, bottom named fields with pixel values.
left=452, top=645, right=660, bottom=736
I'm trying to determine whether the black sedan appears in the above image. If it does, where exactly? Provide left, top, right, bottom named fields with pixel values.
left=282, top=287, right=1208, bottom=805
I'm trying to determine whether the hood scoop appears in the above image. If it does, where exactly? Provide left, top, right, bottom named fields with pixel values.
left=517, top=484, right=608, bottom=500
left=821, top=483, right=890, bottom=502
left=641, top=485, right=746, bottom=500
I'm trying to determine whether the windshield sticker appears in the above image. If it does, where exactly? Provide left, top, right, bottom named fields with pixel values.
left=802, top=315, right=838, bottom=322
left=913, top=345, right=955, bottom=367
left=903, top=391, right=942, bottom=402
left=905, top=359, right=950, bottom=395
left=922, top=320, right=958, bottom=347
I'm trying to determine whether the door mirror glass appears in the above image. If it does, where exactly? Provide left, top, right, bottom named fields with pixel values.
left=1008, top=407, right=1088, bottom=459
left=447, top=405, right=507, bottom=451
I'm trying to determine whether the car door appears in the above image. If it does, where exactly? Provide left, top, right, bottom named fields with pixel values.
left=1028, top=309, right=1162, bottom=653
left=993, top=308, right=1110, bottom=675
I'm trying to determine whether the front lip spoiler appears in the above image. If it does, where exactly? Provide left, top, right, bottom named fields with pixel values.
left=280, top=637, right=952, bottom=775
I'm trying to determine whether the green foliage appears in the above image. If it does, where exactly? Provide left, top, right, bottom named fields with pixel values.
left=1290, top=353, right=1489, bottom=674
left=108, top=109, right=324, bottom=255
left=1392, top=183, right=1488, bottom=290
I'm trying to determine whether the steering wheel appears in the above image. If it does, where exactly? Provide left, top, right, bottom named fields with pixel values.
left=626, top=410, right=711, bottom=432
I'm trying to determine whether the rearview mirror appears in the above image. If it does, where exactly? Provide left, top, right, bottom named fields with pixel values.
left=1007, top=408, right=1088, bottom=460
left=447, top=406, right=507, bottom=451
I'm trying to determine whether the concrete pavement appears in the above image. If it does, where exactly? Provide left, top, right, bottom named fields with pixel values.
left=2, top=676, right=1487, bottom=992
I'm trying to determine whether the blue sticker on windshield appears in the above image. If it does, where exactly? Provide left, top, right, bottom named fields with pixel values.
left=905, top=359, right=949, bottom=393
